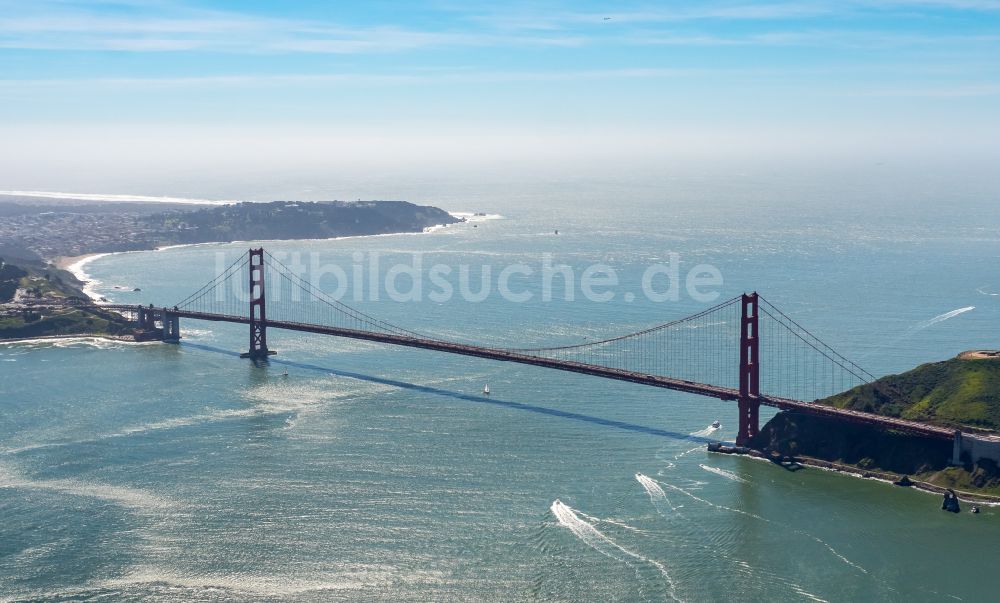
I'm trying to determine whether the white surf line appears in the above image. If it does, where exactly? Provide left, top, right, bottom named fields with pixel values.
left=64, top=253, right=111, bottom=302
left=648, top=476, right=869, bottom=575
left=0, top=190, right=233, bottom=205
left=698, top=464, right=749, bottom=484
left=451, top=211, right=505, bottom=222
left=551, top=500, right=680, bottom=602
left=0, top=336, right=156, bottom=349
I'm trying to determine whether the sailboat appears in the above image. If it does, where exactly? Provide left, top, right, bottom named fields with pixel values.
left=483, top=384, right=490, bottom=395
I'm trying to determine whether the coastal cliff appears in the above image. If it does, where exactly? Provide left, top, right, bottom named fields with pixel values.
left=751, top=354, right=1000, bottom=496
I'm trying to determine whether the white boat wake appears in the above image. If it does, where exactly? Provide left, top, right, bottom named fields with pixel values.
left=636, top=474, right=832, bottom=601
left=909, top=306, right=974, bottom=333
left=572, top=509, right=647, bottom=534
left=859, top=305, right=977, bottom=362
left=698, top=464, right=749, bottom=484
left=635, top=473, right=680, bottom=514
left=550, top=500, right=679, bottom=601
left=689, top=424, right=721, bottom=438
left=639, top=475, right=868, bottom=575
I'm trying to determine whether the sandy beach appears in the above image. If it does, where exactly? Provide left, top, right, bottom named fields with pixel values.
left=54, top=253, right=103, bottom=271
left=54, top=253, right=111, bottom=301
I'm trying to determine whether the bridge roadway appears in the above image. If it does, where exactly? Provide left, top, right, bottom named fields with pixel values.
left=109, top=305, right=956, bottom=441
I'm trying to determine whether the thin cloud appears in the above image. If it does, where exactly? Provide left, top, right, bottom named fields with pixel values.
left=627, top=29, right=1000, bottom=48
left=869, top=0, right=1000, bottom=9
left=0, top=68, right=711, bottom=91
left=2, top=0, right=999, bottom=55
left=465, top=2, right=835, bottom=30
left=858, top=83, right=1000, bottom=96
left=0, top=4, right=584, bottom=54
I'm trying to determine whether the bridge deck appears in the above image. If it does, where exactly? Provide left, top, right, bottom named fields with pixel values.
left=105, top=306, right=956, bottom=441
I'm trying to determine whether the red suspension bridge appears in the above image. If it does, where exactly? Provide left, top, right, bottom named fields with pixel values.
left=103, top=248, right=955, bottom=445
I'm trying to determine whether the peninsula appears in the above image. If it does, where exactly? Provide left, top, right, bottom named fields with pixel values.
left=0, top=196, right=462, bottom=340
left=749, top=354, right=1000, bottom=497
left=0, top=253, right=134, bottom=340
left=0, top=197, right=461, bottom=258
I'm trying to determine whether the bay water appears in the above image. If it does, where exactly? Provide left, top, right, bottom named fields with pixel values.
left=2, top=169, right=999, bottom=601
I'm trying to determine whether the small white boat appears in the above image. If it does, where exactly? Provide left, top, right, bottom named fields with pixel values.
left=281, top=369, right=289, bottom=377
left=483, top=384, right=490, bottom=395
left=711, top=420, right=721, bottom=429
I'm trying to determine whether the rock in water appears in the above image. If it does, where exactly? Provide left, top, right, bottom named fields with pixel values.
left=942, top=489, right=961, bottom=513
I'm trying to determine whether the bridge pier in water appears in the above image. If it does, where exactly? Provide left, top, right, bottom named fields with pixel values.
left=162, top=310, right=180, bottom=343
left=737, top=292, right=761, bottom=446
left=132, top=305, right=181, bottom=343
left=240, top=247, right=276, bottom=360
left=125, top=253, right=959, bottom=445
left=137, top=305, right=156, bottom=331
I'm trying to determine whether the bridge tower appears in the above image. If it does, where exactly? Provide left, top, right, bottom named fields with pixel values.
left=737, top=292, right=761, bottom=446
left=137, top=304, right=157, bottom=331
left=240, top=248, right=276, bottom=360
left=162, top=309, right=180, bottom=343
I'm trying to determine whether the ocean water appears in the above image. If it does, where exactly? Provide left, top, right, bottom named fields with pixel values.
left=2, top=171, right=1000, bottom=601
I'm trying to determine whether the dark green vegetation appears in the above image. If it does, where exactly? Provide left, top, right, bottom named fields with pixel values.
left=754, top=356, right=1000, bottom=495
left=0, top=197, right=460, bottom=340
left=0, top=307, right=133, bottom=340
left=0, top=198, right=460, bottom=258
left=918, top=461, right=1000, bottom=496
left=0, top=263, right=27, bottom=303
left=146, top=201, right=459, bottom=244
left=822, top=356, right=1000, bottom=431
left=0, top=257, right=132, bottom=340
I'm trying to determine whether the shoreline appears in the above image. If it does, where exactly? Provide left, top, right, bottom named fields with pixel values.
left=54, top=253, right=105, bottom=271
left=793, top=455, right=1000, bottom=505
left=710, top=445, right=1000, bottom=505
left=0, top=333, right=140, bottom=345
left=55, top=253, right=112, bottom=302
left=49, top=210, right=498, bottom=303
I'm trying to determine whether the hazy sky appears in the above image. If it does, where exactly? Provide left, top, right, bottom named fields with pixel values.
left=1, top=0, right=999, bottom=191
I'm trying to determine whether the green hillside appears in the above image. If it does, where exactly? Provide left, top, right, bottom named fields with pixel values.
left=0, top=257, right=133, bottom=340
left=821, top=355, right=1000, bottom=432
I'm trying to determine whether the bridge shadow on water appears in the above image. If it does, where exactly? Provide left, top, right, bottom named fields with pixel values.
left=182, top=342, right=717, bottom=444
